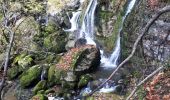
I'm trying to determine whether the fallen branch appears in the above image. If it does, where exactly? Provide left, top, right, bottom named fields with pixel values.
left=87, top=5, right=170, bottom=96
left=126, top=66, right=164, bottom=100
left=0, top=2, right=16, bottom=99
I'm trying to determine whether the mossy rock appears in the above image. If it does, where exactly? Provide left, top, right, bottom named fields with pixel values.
left=33, top=80, right=47, bottom=94
left=13, top=53, right=34, bottom=69
left=78, top=74, right=93, bottom=88
left=48, top=65, right=65, bottom=86
left=20, top=65, right=42, bottom=88
left=31, top=94, right=48, bottom=100
left=7, top=66, right=23, bottom=80
left=43, top=31, right=68, bottom=53
left=62, top=80, right=76, bottom=90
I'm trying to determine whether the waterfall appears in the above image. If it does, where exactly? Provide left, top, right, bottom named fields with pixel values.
left=101, top=0, right=137, bottom=68
left=66, top=0, right=136, bottom=69
left=79, top=0, right=97, bottom=45
left=64, top=11, right=81, bottom=32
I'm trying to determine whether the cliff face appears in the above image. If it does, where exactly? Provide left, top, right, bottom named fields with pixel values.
left=123, top=0, right=170, bottom=67
left=123, top=0, right=170, bottom=99
left=96, top=0, right=127, bottom=52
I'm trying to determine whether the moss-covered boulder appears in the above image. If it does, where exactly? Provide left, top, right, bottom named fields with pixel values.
left=43, top=31, right=67, bottom=53
left=78, top=74, right=93, bottom=88
left=48, top=65, right=65, bottom=86
left=31, top=94, right=48, bottom=100
left=56, top=45, right=100, bottom=73
left=33, top=80, right=47, bottom=94
left=20, top=65, right=42, bottom=88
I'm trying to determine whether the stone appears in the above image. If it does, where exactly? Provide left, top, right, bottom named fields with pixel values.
left=33, top=80, right=47, bottom=94
left=48, top=65, right=65, bottom=86
left=20, top=65, right=42, bottom=88
left=78, top=74, right=93, bottom=88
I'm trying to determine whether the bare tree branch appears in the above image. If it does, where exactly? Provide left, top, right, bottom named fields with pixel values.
left=87, top=5, right=170, bottom=96
left=126, top=66, right=164, bottom=100
left=0, top=2, right=17, bottom=99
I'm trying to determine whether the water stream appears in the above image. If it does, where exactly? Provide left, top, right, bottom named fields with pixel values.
left=65, top=0, right=136, bottom=94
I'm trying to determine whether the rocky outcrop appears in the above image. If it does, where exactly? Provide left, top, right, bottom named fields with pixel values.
left=48, top=45, right=100, bottom=86
left=95, top=0, right=127, bottom=52
left=123, top=0, right=170, bottom=64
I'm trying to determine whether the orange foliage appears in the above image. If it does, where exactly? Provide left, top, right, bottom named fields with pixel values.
left=147, top=0, right=159, bottom=9
left=144, top=70, right=170, bottom=100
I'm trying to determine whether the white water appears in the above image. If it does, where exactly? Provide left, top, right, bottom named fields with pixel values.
left=100, top=0, right=136, bottom=68
left=64, top=11, right=81, bottom=32
left=79, top=0, right=97, bottom=45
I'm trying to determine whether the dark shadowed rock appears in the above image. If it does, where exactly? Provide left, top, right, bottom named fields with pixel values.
left=74, top=38, right=87, bottom=48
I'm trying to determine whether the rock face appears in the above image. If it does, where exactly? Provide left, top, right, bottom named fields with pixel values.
left=123, top=0, right=170, bottom=63
left=95, top=0, right=127, bottom=52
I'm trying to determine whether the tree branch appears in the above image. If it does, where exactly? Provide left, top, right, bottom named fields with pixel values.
left=0, top=2, right=16, bottom=99
left=87, top=5, right=170, bottom=96
left=126, top=66, right=164, bottom=100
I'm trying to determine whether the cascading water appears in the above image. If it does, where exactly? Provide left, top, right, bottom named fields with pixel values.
left=64, top=11, right=81, bottom=32
left=79, top=0, right=97, bottom=45
left=65, top=0, right=137, bottom=95
left=101, top=0, right=137, bottom=68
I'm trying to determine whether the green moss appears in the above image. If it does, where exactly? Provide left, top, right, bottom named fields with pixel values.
left=62, top=80, right=76, bottom=90
left=13, top=53, right=34, bottom=69
left=13, top=53, right=27, bottom=65
left=78, top=74, right=93, bottom=88
left=48, top=65, right=64, bottom=86
left=33, top=80, right=47, bottom=94
left=44, top=89, right=55, bottom=94
left=136, top=86, right=146, bottom=100
left=20, top=65, right=42, bottom=88
left=18, top=55, right=34, bottom=68
left=37, top=90, right=45, bottom=94
left=31, top=94, right=48, bottom=100
left=24, top=2, right=44, bottom=14
left=43, top=32, right=67, bottom=53
left=7, top=66, right=23, bottom=80
left=106, top=13, right=123, bottom=51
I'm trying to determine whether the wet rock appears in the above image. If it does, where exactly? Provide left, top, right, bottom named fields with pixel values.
left=96, top=0, right=127, bottom=52
left=74, top=38, right=87, bottom=48
left=65, top=40, right=75, bottom=50
left=64, top=71, right=77, bottom=82
left=78, top=74, right=93, bottom=88
left=33, top=80, right=47, bottom=94
left=20, top=65, right=42, bottom=88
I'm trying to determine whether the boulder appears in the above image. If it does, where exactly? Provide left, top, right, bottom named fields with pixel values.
left=56, top=45, right=100, bottom=73
left=78, top=74, right=93, bottom=88
left=20, top=65, right=42, bottom=88
left=33, top=80, right=47, bottom=94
